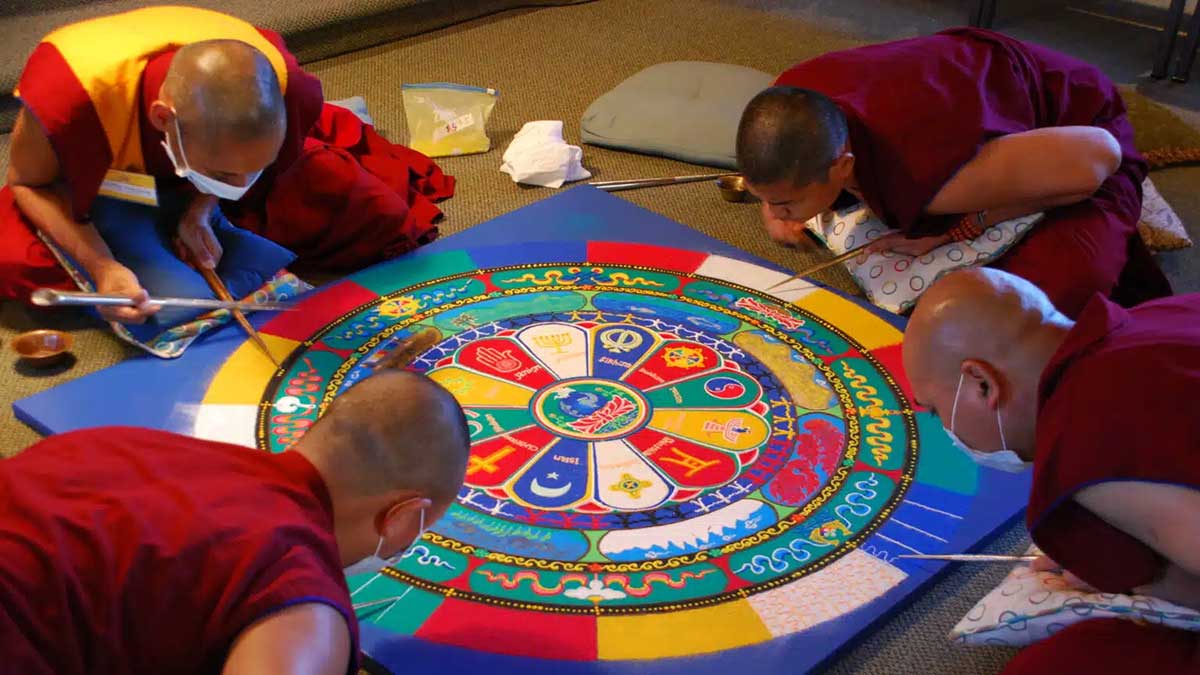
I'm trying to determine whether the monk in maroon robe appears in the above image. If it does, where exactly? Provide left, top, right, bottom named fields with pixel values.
left=903, top=268, right=1200, bottom=673
left=2, top=7, right=453, bottom=323
left=737, top=28, right=1170, bottom=318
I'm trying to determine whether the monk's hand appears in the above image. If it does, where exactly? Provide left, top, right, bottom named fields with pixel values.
left=761, top=203, right=817, bottom=250
left=862, top=231, right=953, bottom=259
left=1031, top=554, right=1098, bottom=593
left=93, top=260, right=160, bottom=324
left=175, top=198, right=223, bottom=270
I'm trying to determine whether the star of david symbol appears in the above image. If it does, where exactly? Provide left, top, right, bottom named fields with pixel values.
left=609, top=473, right=652, bottom=499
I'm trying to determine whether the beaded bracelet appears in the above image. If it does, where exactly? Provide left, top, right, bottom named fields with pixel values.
left=947, top=211, right=987, bottom=242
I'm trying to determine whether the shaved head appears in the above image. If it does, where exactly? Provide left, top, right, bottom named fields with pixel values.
left=737, top=86, right=857, bottom=231
left=903, top=268, right=1074, bottom=456
left=905, top=268, right=1068, bottom=384
left=295, top=370, right=470, bottom=505
left=162, top=39, right=285, bottom=146
left=737, top=86, right=848, bottom=187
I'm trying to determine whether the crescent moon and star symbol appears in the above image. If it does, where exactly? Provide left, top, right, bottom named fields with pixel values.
left=530, top=472, right=573, bottom=498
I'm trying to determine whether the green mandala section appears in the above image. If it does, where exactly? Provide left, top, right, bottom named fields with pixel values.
left=261, top=262, right=922, bottom=614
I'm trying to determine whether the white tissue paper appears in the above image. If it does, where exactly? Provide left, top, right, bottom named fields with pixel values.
left=500, top=121, right=592, bottom=188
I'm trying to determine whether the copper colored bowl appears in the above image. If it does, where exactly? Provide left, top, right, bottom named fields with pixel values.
left=12, top=329, right=73, bottom=367
left=717, top=175, right=747, bottom=202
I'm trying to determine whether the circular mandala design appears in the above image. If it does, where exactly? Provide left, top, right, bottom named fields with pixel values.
left=257, top=263, right=920, bottom=620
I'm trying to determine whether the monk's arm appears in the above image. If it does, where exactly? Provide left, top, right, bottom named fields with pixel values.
left=222, top=602, right=351, bottom=675
left=6, top=107, right=123, bottom=280
left=7, top=107, right=156, bottom=320
left=923, top=126, right=1122, bottom=216
left=1075, top=481, right=1200, bottom=610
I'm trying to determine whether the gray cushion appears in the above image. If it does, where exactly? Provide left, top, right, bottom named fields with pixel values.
left=580, top=61, right=774, bottom=169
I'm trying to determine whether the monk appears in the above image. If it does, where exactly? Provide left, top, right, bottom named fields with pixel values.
left=2, top=6, right=454, bottom=324
left=736, top=28, right=1171, bottom=319
left=0, top=369, right=470, bottom=674
left=902, top=268, right=1200, bottom=673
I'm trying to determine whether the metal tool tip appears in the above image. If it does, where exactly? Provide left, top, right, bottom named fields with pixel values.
left=29, top=288, right=58, bottom=307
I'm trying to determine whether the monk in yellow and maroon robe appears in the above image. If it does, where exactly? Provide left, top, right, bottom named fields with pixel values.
left=1, top=6, right=453, bottom=319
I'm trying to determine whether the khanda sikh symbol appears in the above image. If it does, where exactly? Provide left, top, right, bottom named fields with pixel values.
left=599, top=328, right=644, bottom=354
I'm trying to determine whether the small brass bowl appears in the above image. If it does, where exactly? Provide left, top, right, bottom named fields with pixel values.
left=717, top=175, right=747, bottom=202
left=12, top=329, right=73, bottom=368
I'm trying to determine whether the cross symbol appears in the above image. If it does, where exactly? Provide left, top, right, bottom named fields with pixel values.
left=466, top=446, right=516, bottom=476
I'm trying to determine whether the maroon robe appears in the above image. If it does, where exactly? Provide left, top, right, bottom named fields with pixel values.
left=0, top=427, right=357, bottom=674
left=1030, top=292, right=1200, bottom=592
left=1002, top=618, right=1199, bottom=674
left=1004, top=293, right=1200, bottom=674
left=775, top=28, right=1170, bottom=318
left=229, top=103, right=455, bottom=272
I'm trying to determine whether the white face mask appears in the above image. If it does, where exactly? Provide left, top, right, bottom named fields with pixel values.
left=947, top=373, right=1030, bottom=474
left=161, top=114, right=261, bottom=201
left=344, top=508, right=425, bottom=578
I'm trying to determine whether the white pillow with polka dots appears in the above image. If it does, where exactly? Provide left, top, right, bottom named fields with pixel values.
left=951, top=545, right=1200, bottom=647
left=805, top=206, right=1044, bottom=315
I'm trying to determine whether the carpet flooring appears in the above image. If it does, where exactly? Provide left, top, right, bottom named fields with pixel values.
left=1, top=1, right=1198, bottom=672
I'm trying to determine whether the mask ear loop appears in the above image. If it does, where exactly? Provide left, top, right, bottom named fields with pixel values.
left=996, top=405, right=1007, bottom=452
left=172, top=113, right=193, bottom=172
left=349, top=534, right=388, bottom=598
left=351, top=509, right=427, bottom=618
left=349, top=508, right=426, bottom=598
left=950, top=372, right=965, bottom=433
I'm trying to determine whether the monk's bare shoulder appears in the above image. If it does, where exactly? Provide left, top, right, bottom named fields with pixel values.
left=1075, top=481, right=1200, bottom=569
left=222, top=602, right=350, bottom=675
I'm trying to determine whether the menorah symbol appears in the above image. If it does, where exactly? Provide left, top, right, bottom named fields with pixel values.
left=533, top=332, right=572, bottom=354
